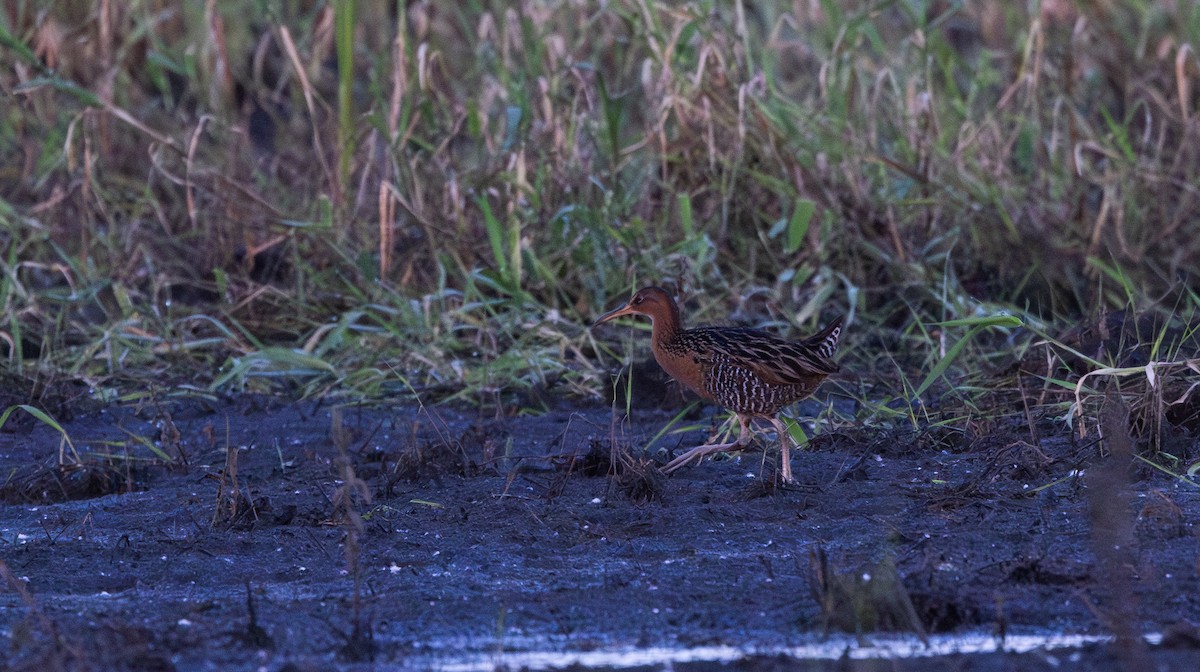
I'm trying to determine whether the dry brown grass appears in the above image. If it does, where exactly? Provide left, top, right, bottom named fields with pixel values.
left=1, top=2, right=1197, bottom=421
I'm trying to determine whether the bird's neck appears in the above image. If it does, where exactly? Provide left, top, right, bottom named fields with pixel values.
left=650, top=300, right=685, bottom=348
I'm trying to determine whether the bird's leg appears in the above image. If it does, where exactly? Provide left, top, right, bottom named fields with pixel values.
left=769, top=416, right=795, bottom=484
left=662, top=414, right=753, bottom=474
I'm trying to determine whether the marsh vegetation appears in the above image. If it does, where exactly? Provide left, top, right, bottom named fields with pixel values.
left=2, top=1, right=1199, bottom=669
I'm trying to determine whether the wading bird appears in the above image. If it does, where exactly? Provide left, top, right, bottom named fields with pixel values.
left=594, top=286, right=842, bottom=483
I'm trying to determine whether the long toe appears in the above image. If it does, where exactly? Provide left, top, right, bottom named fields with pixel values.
left=662, top=442, right=738, bottom=474
left=662, top=452, right=699, bottom=474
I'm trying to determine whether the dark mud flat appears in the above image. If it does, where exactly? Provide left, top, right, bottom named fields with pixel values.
left=1, top=395, right=1199, bottom=671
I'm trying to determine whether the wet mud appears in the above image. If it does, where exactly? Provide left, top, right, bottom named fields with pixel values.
left=1, top=393, right=1198, bottom=671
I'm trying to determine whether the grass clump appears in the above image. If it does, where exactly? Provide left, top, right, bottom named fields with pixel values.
left=0, top=1, right=1196, bottom=455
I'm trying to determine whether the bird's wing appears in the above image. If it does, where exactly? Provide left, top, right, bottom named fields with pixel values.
left=690, top=323, right=840, bottom=387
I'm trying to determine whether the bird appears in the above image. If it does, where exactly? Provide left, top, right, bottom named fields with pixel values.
left=593, top=286, right=842, bottom=483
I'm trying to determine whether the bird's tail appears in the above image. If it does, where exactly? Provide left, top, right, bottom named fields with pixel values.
left=804, top=315, right=844, bottom=361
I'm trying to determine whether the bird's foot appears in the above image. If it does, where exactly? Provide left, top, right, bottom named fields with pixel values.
left=662, top=440, right=742, bottom=474
left=779, top=459, right=795, bottom=485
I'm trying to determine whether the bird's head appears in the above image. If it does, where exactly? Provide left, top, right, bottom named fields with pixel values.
left=592, top=286, right=676, bottom=326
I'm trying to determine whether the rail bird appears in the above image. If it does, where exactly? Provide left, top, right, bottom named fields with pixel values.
left=594, top=286, right=842, bottom=483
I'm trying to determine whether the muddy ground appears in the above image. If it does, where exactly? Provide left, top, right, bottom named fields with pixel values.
left=1, top=389, right=1199, bottom=671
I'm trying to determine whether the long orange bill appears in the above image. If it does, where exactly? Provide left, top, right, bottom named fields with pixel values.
left=592, top=301, right=637, bottom=327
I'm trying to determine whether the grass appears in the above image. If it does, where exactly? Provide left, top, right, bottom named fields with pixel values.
left=1, top=1, right=1198, bottom=469
left=0, top=404, right=79, bottom=463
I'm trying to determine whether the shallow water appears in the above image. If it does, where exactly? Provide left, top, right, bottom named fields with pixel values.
left=419, top=631, right=1169, bottom=671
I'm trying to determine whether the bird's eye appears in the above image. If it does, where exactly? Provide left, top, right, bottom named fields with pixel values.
left=632, top=295, right=644, bottom=305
